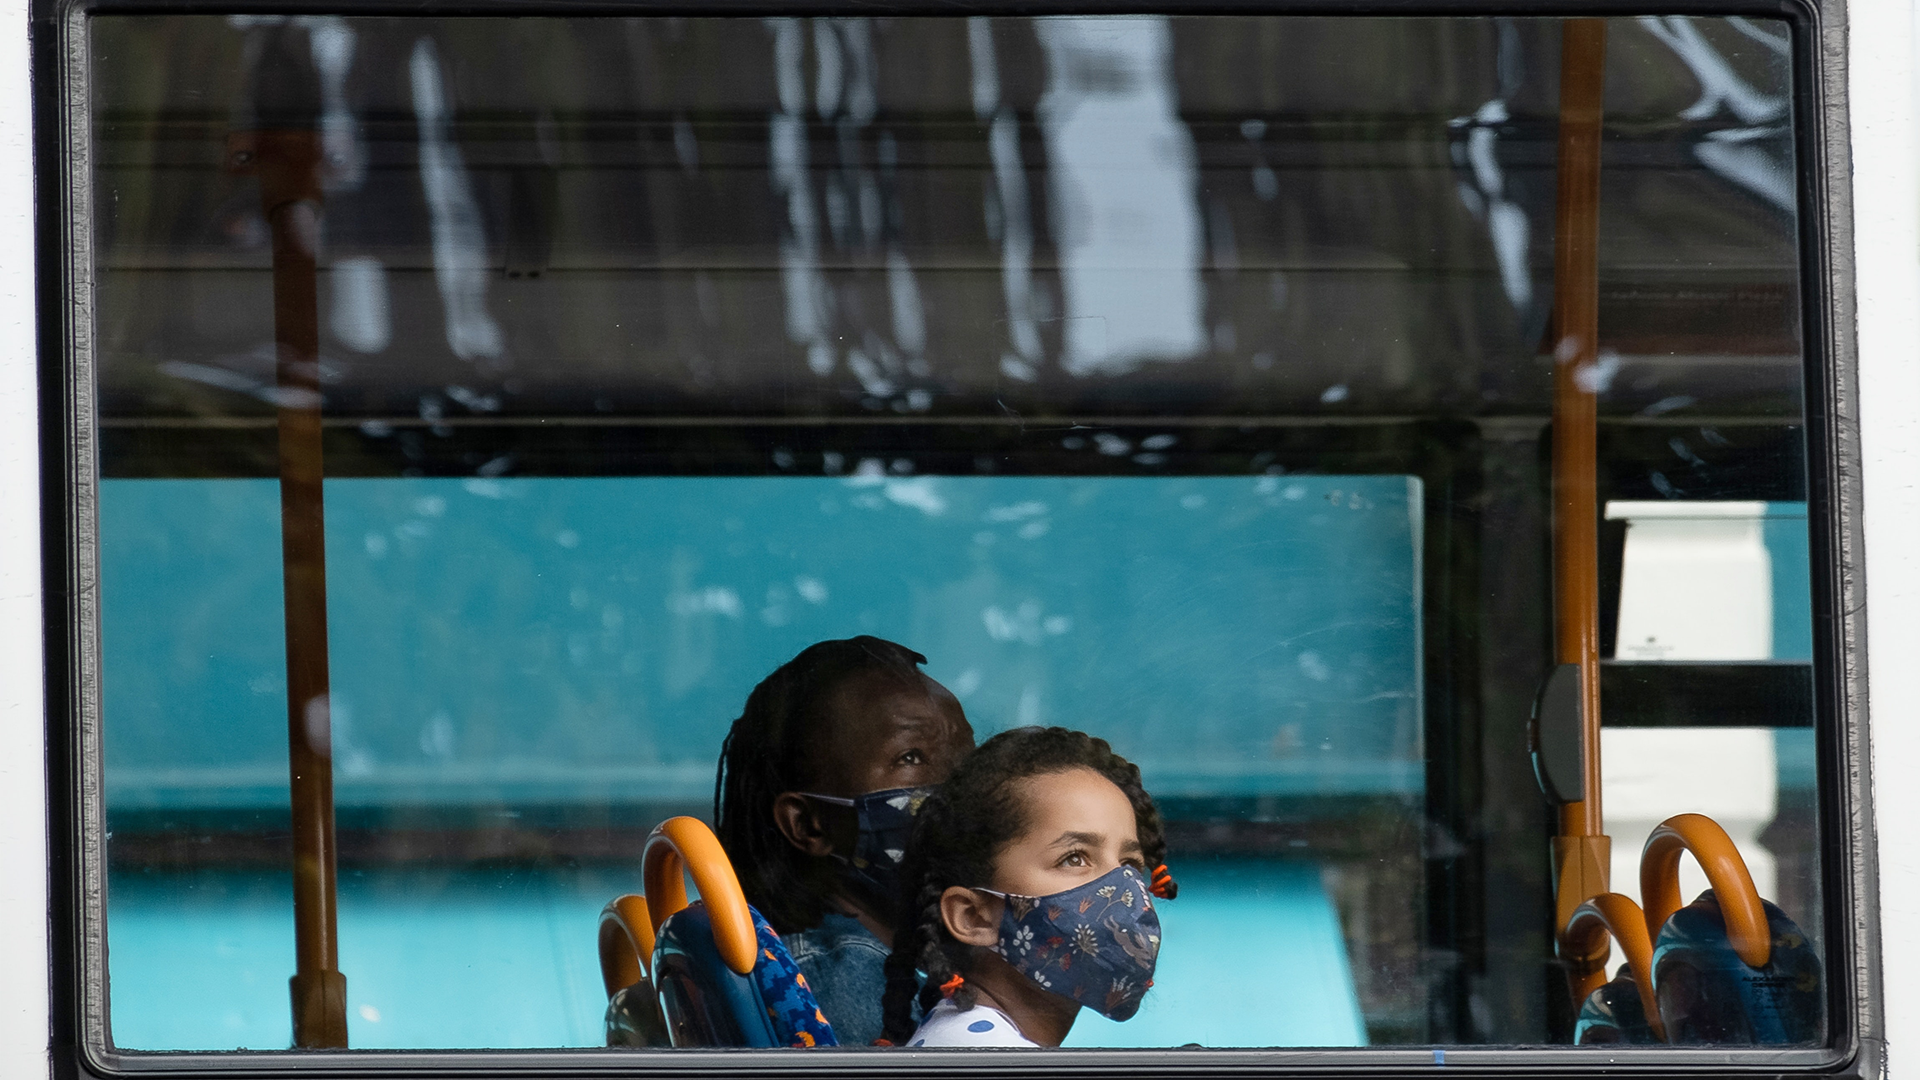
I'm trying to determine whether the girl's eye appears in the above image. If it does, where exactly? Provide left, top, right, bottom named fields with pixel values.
left=1059, top=850, right=1090, bottom=867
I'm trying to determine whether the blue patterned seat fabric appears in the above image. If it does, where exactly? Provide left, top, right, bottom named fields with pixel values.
left=748, top=907, right=838, bottom=1048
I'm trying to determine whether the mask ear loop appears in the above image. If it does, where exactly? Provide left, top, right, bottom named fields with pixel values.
left=786, top=793, right=858, bottom=869
left=945, top=886, right=1009, bottom=1004
left=794, top=788, right=934, bottom=807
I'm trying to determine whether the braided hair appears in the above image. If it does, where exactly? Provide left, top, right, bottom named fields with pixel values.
left=713, top=636, right=933, bottom=933
left=879, top=726, right=1175, bottom=1044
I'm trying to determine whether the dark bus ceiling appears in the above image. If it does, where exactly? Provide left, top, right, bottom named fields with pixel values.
left=89, top=14, right=1800, bottom=475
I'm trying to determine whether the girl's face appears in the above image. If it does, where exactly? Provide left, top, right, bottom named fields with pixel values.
left=989, top=766, right=1144, bottom=897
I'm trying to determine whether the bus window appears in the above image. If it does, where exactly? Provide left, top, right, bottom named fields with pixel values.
left=67, top=8, right=1840, bottom=1064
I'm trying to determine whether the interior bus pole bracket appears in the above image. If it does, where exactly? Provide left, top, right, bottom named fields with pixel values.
left=227, top=128, right=349, bottom=1050
left=1547, top=17, right=1611, bottom=1000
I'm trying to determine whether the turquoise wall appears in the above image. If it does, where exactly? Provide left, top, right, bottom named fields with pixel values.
left=100, top=473, right=1409, bottom=1050
left=95, top=478, right=1823, bottom=1051
left=101, top=474, right=1426, bottom=809
left=108, top=860, right=1366, bottom=1050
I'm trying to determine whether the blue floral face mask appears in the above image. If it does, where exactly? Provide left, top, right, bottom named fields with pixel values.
left=802, top=786, right=931, bottom=918
left=978, top=864, right=1162, bottom=1020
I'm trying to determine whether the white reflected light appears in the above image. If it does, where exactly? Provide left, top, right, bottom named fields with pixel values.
left=1036, top=16, right=1206, bottom=376
left=410, top=38, right=505, bottom=366
left=329, top=257, right=390, bottom=354
left=1638, top=16, right=1795, bottom=213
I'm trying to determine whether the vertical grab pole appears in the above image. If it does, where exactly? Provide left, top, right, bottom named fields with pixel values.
left=1549, top=17, right=1611, bottom=991
left=229, top=129, right=349, bottom=1049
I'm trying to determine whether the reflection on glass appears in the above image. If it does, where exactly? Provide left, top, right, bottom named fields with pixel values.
left=86, top=13, right=1816, bottom=1053
left=1035, top=17, right=1205, bottom=375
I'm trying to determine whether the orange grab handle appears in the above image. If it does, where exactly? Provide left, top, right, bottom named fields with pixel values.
left=598, top=893, right=656, bottom=997
left=1563, top=893, right=1667, bottom=1042
left=643, top=816, right=758, bottom=976
left=1639, top=813, right=1770, bottom=968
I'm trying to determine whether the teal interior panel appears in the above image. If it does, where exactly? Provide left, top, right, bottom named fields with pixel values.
left=108, top=860, right=1363, bottom=1050
left=101, top=474, right=1425, bottom=807
left=1764, top=502, right=1813, bottom=664
left=1762, top=503, right=1814, bottom=792
left=1062, top=860, right=1366, bottom=1048
left=100, top=473, right=1412, bottom=1049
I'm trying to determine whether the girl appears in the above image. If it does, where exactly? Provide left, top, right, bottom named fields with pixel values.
left=881, top=726, right=1178, bottom=1048
left=714, top=636, right=975, bottom=1046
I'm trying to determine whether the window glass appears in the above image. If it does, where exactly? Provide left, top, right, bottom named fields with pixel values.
left=86, top=12, right=1818, bottom=1055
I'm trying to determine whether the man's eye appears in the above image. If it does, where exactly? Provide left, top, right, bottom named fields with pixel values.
left=896, top=749, right=926, bottom=766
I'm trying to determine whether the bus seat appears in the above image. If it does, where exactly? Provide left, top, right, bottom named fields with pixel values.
left=1641, top=814, right=1823, bottom=1045
left=599, top=893, right=668, bottom=1046
left=1564, top=892, right=1662, bottom=1044
left=642, top=816, right=837, bottom=1049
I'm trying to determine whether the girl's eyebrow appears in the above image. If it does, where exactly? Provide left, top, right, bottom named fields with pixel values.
left=1121, top=837, right=1144, bottom=853
left=1049, top=830, right=1104, bottom=849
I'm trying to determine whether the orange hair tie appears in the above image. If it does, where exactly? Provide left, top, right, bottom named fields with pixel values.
left=1150, top=864, right=1177, bottom=899
left=939, top=973, right=965, bottom=998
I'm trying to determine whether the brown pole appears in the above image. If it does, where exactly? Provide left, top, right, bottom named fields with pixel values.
left=1548, top=17, right=1611, bottom=986
left=229, top=129, right=349, bottom=1049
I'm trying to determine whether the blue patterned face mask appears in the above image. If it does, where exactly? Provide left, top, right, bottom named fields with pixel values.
left=979, top=865, right=1162, bottom=1020
left=802, top=787, right=931, bottom=919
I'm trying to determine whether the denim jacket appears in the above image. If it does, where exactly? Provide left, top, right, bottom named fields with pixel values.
left=783, top=912, right=894, bottom=1046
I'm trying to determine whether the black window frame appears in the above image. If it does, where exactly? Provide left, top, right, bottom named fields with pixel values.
left=37, top=0, right=1881, bottom=1075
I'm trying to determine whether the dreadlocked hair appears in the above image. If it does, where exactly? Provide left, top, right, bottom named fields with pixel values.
left=879, top=726, right=1174, bottom=1045
left=713, top=636, right=932, bottom=933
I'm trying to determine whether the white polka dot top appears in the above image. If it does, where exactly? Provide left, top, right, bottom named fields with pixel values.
left=906, top=999, right=1039, bottom=1048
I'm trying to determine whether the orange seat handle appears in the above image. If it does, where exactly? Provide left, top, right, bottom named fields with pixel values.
left=1563, top=892, right=1667, bottom=1042
left=643, top=816, right=758, bottom=976
left=1639, top=813, right=1770, bottom=968
left=598, top=893, right=656, bottom=997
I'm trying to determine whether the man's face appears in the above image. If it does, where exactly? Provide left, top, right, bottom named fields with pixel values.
left=808, top=671, right=976, bottom=797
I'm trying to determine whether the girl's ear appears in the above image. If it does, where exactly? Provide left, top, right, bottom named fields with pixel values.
left=771, top=792, right=834, bottom=856
left=940, top=886, right=1001, bottom=948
